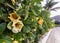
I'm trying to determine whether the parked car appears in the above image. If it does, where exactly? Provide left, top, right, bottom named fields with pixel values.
left=52, top=15, right=60, bottom=24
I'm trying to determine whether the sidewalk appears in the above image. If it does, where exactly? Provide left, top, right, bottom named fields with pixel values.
left=39, top=28, right=53, bottom=43
left=46, top=27, right=60, bottom=43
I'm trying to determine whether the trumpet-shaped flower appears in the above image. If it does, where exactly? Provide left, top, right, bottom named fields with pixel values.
left=38, top=19, right=44, bottom=26
left=13, top=40, right=18, bottom=43
left=12, top=20, right=24, bottom=33
left=11, top=0, right=15, bottom=5
left=8, top=11, right=21, bottom=21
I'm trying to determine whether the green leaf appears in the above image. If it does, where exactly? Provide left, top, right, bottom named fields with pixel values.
left=14, top=32, right=25, bottom=41
left=24, top=11, right=29, bottom=20
left=0, top=0, right=4, bottom=3
left=34, top=0, right=42, bottom=3
left=0, top=23, right=6, bottom=34
left=7, top=22, right=13, bottom=30
left=2, top=14, right=10, bottom=22
left=22, top=26, right=31, bottom=33
left=32, top=9, right=37, bottom=16
left=24, top=9, right=29, bottom=20
left=0, top=36, right=12, bottom=43
left=23, top=18, right=32, bottom=25
left=43, top=21, right=48, bottom=32
left=0, top=8, right=3, bottom=17
left=17, top=9, right=24, bottom=16
left=27, top=32, right=35, bottom=40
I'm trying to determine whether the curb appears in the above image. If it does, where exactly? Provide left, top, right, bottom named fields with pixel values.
left=39, top=29, right=53, bottom=43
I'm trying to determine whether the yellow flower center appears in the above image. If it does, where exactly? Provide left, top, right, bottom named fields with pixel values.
left=11, top=13, right=19, bottom=20
left=15, top=22, right=22, bottom=29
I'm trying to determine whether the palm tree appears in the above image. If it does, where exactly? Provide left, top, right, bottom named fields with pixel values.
left=44, top=0, right=60, bottom=11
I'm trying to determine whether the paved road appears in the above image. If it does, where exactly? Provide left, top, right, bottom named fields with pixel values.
left=46, top=27, right=60, bottom=43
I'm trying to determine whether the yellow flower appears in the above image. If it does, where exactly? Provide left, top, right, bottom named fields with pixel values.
left=8, top=11, right=21, bottom=22
left=11, top=0, right=15, bottom=5
left=12, top=20, right=24, bottom=33
left=2, top=42, right=6, bottom=43
left=32, top=19, right=34, bottom=21
left=34, top=29, right=36, bottom=31
left=13, top=40, right=18, bottom=43
left=11, top=38, right=14, bottom=40
left=36, top=17, right=39, bottom=20
left=38, top=19, right=43, bottom=26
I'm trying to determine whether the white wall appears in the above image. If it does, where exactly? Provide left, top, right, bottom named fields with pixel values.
left=50, top=0, right=60, bottom=17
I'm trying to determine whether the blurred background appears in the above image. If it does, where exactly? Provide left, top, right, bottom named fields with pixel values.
left=42, top=0, right=60, bottom=17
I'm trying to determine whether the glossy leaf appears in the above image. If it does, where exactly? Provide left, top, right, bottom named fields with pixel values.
left=0, top=23, right=6, bottom=34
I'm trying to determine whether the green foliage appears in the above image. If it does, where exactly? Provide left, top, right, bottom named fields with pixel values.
left=0, top=0, right=4, bottom=3
left=0, top=8, right=3, bottom=17
left=22, top=26, right=31, bottom=33
left=0, top=23, right=6, bottom=34
left=0, top=0, right=54, bottom=43
left=7, top=22, right=13, bottom=30
left=0, top=35, right=12, bottom=43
